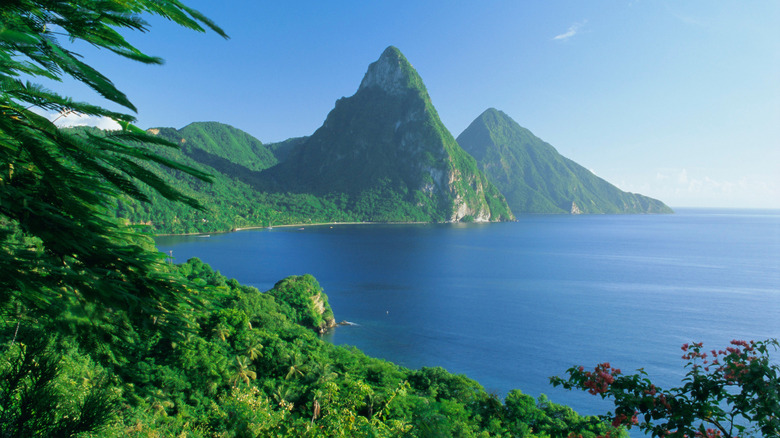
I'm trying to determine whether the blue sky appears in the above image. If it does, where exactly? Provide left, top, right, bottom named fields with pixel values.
left=53, top=1, right=779, bottom=208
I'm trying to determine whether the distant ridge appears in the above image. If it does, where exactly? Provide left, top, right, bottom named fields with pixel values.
left=457, top=108, right=673, bottom=214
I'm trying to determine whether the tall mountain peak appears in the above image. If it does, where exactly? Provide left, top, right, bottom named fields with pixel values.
left=261, top=48, right=514, bottom=222
left=479, top=108, right=508, bottom=122
left=457, top=109, right=673, bottom=214
left=358, top=46, right=423, bottom=96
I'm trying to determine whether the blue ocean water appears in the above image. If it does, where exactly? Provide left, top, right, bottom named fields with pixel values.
left=155, top=209, right=780, bottom=419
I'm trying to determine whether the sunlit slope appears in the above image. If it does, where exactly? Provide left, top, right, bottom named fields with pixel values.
left=457, top=108, right=673, bottom=214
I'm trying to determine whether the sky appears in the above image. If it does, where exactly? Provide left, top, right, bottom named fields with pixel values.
left=48, top=1, right=779, bottom=209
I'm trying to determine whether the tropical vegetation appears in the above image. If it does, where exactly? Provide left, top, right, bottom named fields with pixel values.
left=110, top=47, right=516, bottom=235
left=552, top=339, right=779, bottom=437
left=2, top=257, right=624, bottom=437
left=260, top=47, right=514, bottom=224
left=5, top=1, right=748, bottom=438
left=0, top=0, right=613, bottom=436
left=92, top=123, right=359, bottom=235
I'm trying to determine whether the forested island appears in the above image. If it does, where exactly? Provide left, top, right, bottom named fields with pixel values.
left=2, top=2, right=774, bottom=437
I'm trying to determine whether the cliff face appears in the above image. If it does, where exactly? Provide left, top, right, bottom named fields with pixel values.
left=261, top=47, right=513, bottom=222
left=309, top=291, right=336, bottom=334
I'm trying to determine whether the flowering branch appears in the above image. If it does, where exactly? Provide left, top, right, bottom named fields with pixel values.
left=550, top=339, right=779, bottom=438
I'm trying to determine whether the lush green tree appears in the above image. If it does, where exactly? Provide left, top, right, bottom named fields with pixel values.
left=267, top=274, right=335, bottom=332
left=0, top=331, right=115, bottom=437
left=551, top=339, right=780, bottom=437
left=0, top=0, right=226, bottom=325
left=505, top=389, right=546, bottom=436
left=230, top=355, right=257, bottom=386
left=0, top=253, right=617, bottom=437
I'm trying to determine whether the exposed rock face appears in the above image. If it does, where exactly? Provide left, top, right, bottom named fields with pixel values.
left=260, top=47, right=513, bottom=222
left=359, top=47, right=413, bottom=96
left=311, top=292, right=336, bottom=334
left=571, top=202, right=582, bottom=215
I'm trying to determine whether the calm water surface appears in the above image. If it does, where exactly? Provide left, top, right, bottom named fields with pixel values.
left=156, top=209, right=780, bottom=417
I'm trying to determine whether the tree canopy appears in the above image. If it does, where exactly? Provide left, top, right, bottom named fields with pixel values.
left=0, top=0, right=226, bottom=322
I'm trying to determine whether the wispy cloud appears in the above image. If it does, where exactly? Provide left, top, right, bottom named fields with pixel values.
left=646, top=168, right=779, bottom=208
left=664, top=4, right=706, bottom=28
left=553, top=20, right=587, bottom=41
left=55, top=113, right=122, bottom=130
left=31, top=108, right=121, bottom=130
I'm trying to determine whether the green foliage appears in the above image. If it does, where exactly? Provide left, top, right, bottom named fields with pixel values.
left=178, top=122, right=277, bottom=172
left=265, top=136, right=309, bottom=162
left=551, top=339, right=780, bottom=437
left=266, top=274, right=335, bottom=333
left=0, top=2, right=625, bottom=436
left=1, top=257, right=620, bottom=437
left=457, top=108, right=674, bottom=215
left=102, top=125, right=357, bottom=234
left=97, top=50, right=520, bottom=235
left=0, top=0, right=226, bottom=329
left=0, top=331, right=116, bottom=437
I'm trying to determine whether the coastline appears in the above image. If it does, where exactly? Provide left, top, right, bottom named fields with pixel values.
left=153, top=220, right=432, bottom=237
left=148, top=210, right=763, bottom=239
left=151, top=210, right=696, bottom=238
left=234, top=220, right=432, bottom=231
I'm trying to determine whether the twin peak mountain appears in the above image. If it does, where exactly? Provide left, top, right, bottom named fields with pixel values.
left=153, top=46, right=671, bottom=221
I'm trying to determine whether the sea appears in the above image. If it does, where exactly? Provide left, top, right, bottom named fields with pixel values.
left=155, top=208, right=780, bottom=422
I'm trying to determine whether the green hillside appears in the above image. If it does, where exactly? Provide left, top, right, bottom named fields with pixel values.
left=111, top=59, right=673, bottom=235
left=112, top=48, right=514, bottom=233
left=266, top=136, right=309, bottom=162
left=457, top=108, right=673, bottom=214
left=178, top=121, right=277, bottom=172
left=109, top=124, right=355, bottom=234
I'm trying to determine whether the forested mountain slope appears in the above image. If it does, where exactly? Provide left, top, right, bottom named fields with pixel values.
left=457, top=108, right=673, bottom=214
left=259, top=47, right=513, bottom=223
left=112, top=48, right=516, bottom=234
left=109, top=54, right=672, bottom=234
left=109, top=123, right=354, bottom=234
